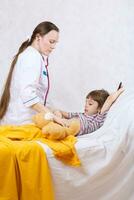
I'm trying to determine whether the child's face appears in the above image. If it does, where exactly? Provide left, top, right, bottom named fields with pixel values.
left=84, top=97, right=100, bottom=115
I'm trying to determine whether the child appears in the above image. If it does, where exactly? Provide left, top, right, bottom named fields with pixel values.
left=51, top=87, right=124, bottom=136
left=33, top=87, right=124, bottom=139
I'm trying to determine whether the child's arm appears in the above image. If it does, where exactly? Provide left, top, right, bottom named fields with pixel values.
left=60, top=111, right=69, bottom=118
left=53, top=110, right=69, bottom=119
left=100, top=87, right=124, bottom=114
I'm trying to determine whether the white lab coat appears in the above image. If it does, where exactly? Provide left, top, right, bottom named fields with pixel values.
left=0, top=46, right=49, bottom=125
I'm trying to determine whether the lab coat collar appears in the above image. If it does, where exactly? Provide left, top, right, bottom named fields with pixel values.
left=42, top=54, right=49, bottom=66
left=28, top=46, right=48, bottom=66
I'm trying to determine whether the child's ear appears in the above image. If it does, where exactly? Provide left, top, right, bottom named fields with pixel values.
left=97, top=107, right=101, bottom=113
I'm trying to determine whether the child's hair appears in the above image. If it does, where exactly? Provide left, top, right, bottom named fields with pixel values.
left=0, top=21, right=59, bottom=120
left=86, top=89, right=109, bottom=109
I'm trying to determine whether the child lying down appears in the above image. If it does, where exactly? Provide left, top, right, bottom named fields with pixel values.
left=32, top=87, right=124, bottom=140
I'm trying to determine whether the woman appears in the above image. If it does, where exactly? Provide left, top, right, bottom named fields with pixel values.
left=0, top=21, right=59, bottom=125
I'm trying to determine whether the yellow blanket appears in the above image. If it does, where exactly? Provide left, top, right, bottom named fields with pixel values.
left=0, top=125, right=80, bottom=200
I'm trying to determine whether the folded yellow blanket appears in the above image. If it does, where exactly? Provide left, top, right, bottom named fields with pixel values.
left=0, top=135, right=54, bottom=200
left=0, top=124, right=81, bottom=166
left=0, top=136, right=18, bottom=199
left=0, top=124, right=81, bottom=200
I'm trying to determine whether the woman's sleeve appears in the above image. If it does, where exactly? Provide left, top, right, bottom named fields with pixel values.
left=19, top=52, right=41, bottom=107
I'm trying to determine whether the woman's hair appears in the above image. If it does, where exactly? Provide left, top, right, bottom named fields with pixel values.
left=0, top=21, right=59, bottom=119
left=86, top=89, right=109, bottom=109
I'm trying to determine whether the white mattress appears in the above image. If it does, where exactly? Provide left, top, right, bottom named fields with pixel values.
left=37, top=90, right=134, bottom=200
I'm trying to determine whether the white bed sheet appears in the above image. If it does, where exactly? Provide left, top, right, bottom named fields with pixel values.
left=37, top=90, right=134, bottom=200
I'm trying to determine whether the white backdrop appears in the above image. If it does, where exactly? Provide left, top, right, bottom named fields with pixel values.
left=0, top=0, right=133, bottom=112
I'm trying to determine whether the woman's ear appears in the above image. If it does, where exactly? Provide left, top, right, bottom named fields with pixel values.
left=35, top=33, right=41, bottom=41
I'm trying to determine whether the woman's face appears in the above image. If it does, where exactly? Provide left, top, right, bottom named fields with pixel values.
left=37, top=30, right=59, bottom=56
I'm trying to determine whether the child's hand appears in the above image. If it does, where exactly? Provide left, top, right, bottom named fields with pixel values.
left=110, top=87, right=124, bottom=102
left=53, top=116, right=70, bottom=127
left=53, top=110, right=62, bottom=118
left=53, top=115, right=65, bottom=126
left=100, top=87, right=124, bottom=114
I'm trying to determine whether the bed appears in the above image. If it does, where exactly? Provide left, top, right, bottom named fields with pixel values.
left=37, top=89, right=134, bottom=200
left=0, top=90, right=133, bottom=200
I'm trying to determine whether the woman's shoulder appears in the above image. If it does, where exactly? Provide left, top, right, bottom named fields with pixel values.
left=19, top=46, right=41, bottom=61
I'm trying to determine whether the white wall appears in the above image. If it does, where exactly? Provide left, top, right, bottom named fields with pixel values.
left=0, top=0, right=133, bottom=111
